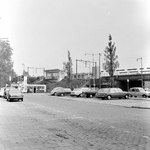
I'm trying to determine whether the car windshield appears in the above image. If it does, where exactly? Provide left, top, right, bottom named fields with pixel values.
left=139, top=88, right=145, bottom=92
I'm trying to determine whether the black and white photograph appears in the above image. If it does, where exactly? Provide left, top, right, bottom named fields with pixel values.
left=0, top=0, right=150, bottom=149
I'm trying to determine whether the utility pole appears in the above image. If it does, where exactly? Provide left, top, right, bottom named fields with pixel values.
left=85, top=53, right=96, bottom=88
left=85, top=53, right=103, bottom=88
left=99, top=53, right=101, bottom=88
left=137, top=57, right=143, bottom=88
left=22, top=63, right=25, bottom=75
left=76, top=59, right=78, bottom=79
left=76, top=59, right=95, bottom=79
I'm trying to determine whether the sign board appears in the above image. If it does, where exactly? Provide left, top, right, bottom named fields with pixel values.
left=24, top=76, right=27, bottom=85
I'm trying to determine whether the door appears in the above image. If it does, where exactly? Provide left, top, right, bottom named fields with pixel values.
left=130, top=88, right=136, bottom=97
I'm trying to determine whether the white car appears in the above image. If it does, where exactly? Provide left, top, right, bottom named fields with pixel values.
left=5, top=87, right=24, bottom=102
left=70, top=87, right=90, bottom=97
left=50, top=87, right=64, bottom=96
left=51, top=87, right=71, bottom=96
left=129, top=87, right=150, bottom=98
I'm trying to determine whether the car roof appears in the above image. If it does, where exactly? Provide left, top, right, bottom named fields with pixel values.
left=99, top=87, right=120, bottom=89
left=130, top=87, right=143, bottom=89
left=73, top=88, right=82, bottom=90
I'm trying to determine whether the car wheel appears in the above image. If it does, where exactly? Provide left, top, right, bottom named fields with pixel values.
left=142, top=94, right=147, bottom=98
left=61, top=94, right=64, bottom=96
left=107, top=95, right=111, bottom=100
left=79, top=94, right=83, bottom=97
left=54, top=92, right=57, bottom=96
left=7, top=96, right=10, bottom=101
left=125, top=95, right=129, bottom=99
left=102, top=98, right=105, bottom=100
left=90, top=95, right=93, bottom=98
left=129, top=94, right=132, bottom=97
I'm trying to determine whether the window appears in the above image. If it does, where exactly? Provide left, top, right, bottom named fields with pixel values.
left=116, top=88, right=123, bottom=92
left=99, top=88, right=110, bottom=92
left=131, top=89, right=135, bottom=92
left=139, top=88, right=145, bottom=92
left=135, top=89, right=140, bottom=92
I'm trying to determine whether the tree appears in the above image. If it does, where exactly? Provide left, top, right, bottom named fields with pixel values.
left=103, top=35, right=119, bottom=87
left=63, top=51, right=73, bottom=82
left=0, top=39, right=15, bottom=87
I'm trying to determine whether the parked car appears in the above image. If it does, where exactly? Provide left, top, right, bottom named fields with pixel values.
left=5, top=87, right=23, bottom=102
left=70, top=87, right=90, bottom=97
left=129, top=87, right=150, bottom=98
left=50, top=87, right=64, bottom=96
left=62, top=88, right=72, bottom=96
left=84, top=88, right=99, bottom=98
left=50, top=87, right=71, bottom=96
left=0, top=87, right=6, bottom=98
left=95, top=88, right=129, bottom=100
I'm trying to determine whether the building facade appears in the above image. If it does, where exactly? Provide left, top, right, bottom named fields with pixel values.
left=44, top=69, right=66, bottom=82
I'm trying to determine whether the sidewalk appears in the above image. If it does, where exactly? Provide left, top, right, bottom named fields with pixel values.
left=58, top=94, right=150, bottom=109
left=91, top=98, right=150, bottom=109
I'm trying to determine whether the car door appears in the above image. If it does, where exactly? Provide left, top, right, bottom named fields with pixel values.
left=115, top=88, right=124, bottom=98
left=110, top=88, right=117, bottom=98
left=130, top=88, right=136, bottom=97
left=135, top=88, right=141, bottom=97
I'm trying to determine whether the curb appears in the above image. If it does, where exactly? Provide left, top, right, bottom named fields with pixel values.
left=131, top=106, right=150, bottom=109
left=48, top=95, right=150, bottom=110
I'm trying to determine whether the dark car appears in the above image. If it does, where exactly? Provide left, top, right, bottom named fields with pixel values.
left=84, top=88, right=99, bottom=98
left=5, top=87, right=23, bottom=102
left=95, top=88, right=129, bottom=100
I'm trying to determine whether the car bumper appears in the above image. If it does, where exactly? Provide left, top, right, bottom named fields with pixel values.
left=9, top=95, right=23, bottom=99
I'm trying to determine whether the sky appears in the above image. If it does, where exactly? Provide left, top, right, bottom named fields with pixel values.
left=0, top=0, right=150, bottom=76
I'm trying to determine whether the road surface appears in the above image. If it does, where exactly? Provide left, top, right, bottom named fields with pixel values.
left=0, top=93, right=150, bottom=150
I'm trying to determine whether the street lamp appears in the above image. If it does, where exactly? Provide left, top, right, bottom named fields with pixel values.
left=137, top=57, right=143, bottom=88
left=22, top=63, right=25, bottom=75
left=98, top=53, right=104, bottom=88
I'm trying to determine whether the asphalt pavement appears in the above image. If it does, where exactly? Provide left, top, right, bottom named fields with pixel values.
left=54, top=94, right=150, bottom=109
left=0, top=95, right=150, bottom=150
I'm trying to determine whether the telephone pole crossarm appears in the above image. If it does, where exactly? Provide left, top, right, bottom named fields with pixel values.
left=76, top=59, right=96, bottom=79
